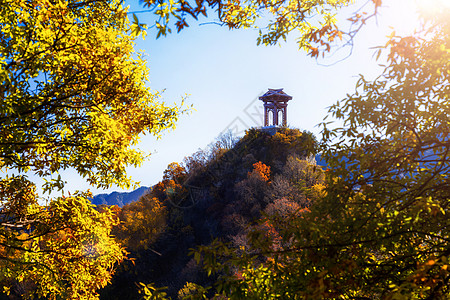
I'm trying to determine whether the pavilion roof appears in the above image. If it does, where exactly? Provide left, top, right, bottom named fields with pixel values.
left=259, top=88, right=292, bottom=102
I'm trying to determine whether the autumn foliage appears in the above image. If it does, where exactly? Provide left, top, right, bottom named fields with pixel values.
left=0, top=0, right=184, bottom=298
left=249, top=161, right=270, bottom=182
left=0, top=183, right=126, bottom=299
left=102, top=128, right=319, bottom=299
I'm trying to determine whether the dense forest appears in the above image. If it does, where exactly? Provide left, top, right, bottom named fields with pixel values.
left=101, top=128, right=320, bottom=299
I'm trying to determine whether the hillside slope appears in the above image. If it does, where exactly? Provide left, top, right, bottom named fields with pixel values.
left=100, top=127, right=321, bottom=299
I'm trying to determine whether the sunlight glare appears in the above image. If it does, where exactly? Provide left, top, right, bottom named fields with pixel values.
left=416, top=0, right=450, bottom=19
left=382, top=0, right=450, bottom=36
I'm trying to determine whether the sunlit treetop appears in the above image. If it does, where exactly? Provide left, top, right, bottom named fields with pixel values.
left=0, top=0, right=188, bottom=190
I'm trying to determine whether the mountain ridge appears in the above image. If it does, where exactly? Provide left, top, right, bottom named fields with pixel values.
left=91, top=186, right=150, bottom=207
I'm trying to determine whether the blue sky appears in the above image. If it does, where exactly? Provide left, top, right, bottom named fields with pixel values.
left=45, top=0, right=424, bottom=196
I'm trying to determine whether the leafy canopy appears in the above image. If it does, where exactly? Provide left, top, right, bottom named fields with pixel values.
left=0, top=0, right=186, bottom=298
left=0, top=0, right=186, bottom=189
left=0, top=181, right=125, bottom=300
left=134, top=0, right=384, bottom=57
left=316, top=5, right=450, bottom=297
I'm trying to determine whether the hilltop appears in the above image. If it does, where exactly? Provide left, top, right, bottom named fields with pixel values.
left=100, top=127, right=322, bottom=299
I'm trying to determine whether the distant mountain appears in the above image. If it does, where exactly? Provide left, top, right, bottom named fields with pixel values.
left=91, top=186, right=150, bottom=207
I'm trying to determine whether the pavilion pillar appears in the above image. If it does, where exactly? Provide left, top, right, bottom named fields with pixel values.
left=273, top=107, right=279, bottom=126
left=264, top=105, right=269, bottom=126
